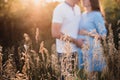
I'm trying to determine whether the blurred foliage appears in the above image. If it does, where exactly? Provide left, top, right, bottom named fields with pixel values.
left=101, top=0, right=120, bottom=23
left=101, top=0, right=120, bottom=48
left=0, top=1, right=59, bottom=51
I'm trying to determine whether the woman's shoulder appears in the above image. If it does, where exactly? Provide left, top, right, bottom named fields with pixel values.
left=81, top=12, right=87, bottom=16
left=92, top=11, right=105, bottom=23
left=92, top=11, right=102, bottom=17
left=82, top=11, right=101, bottom=15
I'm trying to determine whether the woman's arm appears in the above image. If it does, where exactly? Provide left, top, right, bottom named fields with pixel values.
left=79, top=29, right=98, bottom=38
left=94, top=12, right=107, bottom=39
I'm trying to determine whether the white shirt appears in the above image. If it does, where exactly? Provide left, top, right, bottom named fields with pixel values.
left=52, top=2, right=81, bottom=53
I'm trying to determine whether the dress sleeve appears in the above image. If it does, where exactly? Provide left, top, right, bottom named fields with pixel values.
left=94, top=12, right=107, bottom=37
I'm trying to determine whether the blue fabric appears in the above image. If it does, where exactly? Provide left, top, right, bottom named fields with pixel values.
left=78, top=48, right=84, bottom=69
left=78, top=11, right=107, bottom=72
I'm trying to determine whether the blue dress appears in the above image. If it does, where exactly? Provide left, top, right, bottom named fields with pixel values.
left=78, top=11, right=107, bottom=72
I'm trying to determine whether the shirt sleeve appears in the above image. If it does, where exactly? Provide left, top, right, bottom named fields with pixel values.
left=94, top=12, right=107, bottom=36
left=52, top=6, right=64, bottom=23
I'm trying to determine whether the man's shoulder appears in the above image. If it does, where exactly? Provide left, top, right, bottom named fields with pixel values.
left=54, top=3, right=66, bottom=10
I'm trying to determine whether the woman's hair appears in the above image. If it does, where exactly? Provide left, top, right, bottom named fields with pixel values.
left=90, top=0, right=105, bottom=20
left=90, top=0, right=100, bottom=11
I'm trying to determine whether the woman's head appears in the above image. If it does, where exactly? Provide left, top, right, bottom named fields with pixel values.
left=81, top=0, right=100, bottom=11
left=90, top=0, right=100, bottom=11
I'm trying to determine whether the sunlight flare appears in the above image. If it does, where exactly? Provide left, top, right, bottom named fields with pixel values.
left=33, top=0, right=40, bottom=6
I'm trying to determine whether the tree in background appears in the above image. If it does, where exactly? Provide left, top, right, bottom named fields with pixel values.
left=101, top=0, right=120, bottom=48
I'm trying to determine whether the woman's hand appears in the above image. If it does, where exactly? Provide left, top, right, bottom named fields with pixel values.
left=86, top=30, right=102, bottom=40
left=89, top=32, right=101, bottom=40
left=79, top=29, right=99, bottom=38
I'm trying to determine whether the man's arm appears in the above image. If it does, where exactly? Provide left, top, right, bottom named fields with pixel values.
left=51, top=23, right=83, bottom=48
left=52, top=22, right=77, bottom=42
left=51, top=23, right=63, bottom=39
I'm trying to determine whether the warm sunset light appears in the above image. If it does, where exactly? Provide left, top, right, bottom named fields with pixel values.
left=20, top=0, right=64, bottom=7
left=46, top=0, right=64, bottom=2
left=20, top=0, right=43, bottom=8
left=33, top=0, right=41, bottom=6
left=0, top=0, right=119, bottom=80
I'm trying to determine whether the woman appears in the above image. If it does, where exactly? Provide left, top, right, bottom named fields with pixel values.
left=78, top=0, right=107, bottom=79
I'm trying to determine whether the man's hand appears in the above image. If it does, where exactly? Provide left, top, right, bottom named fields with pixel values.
left=61, top=35, right=84, bottom=48
left=75, top=39, right=84, bottom=48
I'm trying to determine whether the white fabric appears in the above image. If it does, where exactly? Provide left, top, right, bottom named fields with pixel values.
left=52, top=2, right=81, bottom=53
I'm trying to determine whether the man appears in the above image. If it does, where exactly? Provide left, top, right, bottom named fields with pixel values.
left=51, top=0, right=83, bottom=79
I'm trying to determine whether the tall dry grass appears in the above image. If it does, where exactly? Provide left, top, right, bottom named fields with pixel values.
left=101, top=23, right=120, bottom=80
left=0, top=46, right=3, bottom=80
left=0, top=22, right=119, bottom=80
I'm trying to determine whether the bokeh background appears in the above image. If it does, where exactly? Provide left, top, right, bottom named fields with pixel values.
left=0, top=0, right=120, bottom=80
left=0, top=0, right=119, bottom=50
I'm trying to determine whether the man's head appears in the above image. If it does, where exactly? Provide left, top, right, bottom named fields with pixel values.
left=66, top=0, right=80, bottom=6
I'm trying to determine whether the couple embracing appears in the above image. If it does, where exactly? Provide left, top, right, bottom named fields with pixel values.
left=51, top=0, right=107, bottom=80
